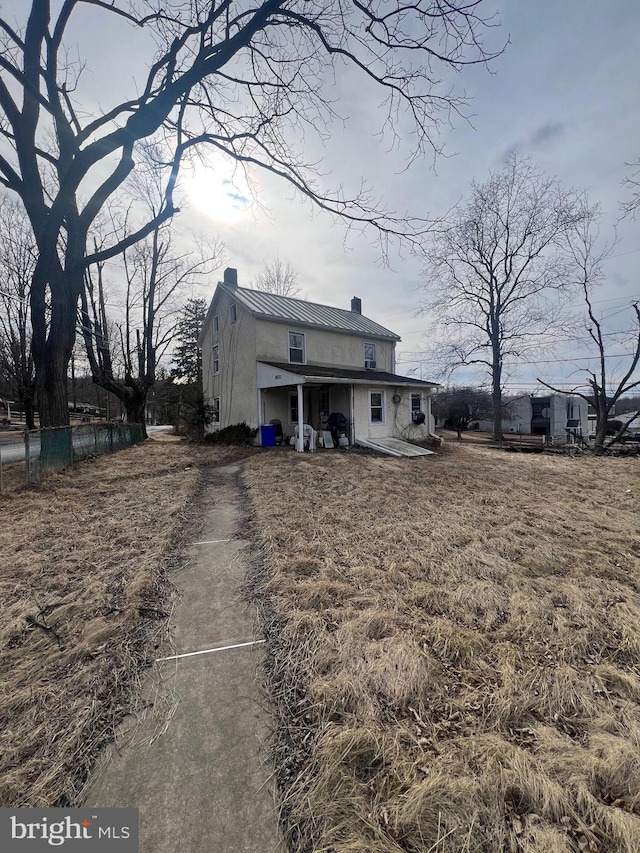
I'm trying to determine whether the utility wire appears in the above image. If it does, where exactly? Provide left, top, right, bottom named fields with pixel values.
left=397, top=351, right=639, bottom=366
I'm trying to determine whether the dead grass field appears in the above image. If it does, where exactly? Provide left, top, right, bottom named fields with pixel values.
left=244, top=443, right=640, bottom=853
left=0, top=436, right=255, bottom=807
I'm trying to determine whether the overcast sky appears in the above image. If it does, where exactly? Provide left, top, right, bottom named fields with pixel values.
left=2, top=1, right=639, bottom=394
left=177, top=0, right=640, bottom=394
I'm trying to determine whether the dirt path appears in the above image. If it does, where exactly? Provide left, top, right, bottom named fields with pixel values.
left=85, top=462, right=282, bottom=853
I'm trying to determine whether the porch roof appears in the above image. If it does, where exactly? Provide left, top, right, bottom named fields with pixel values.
left=257, top=360, right=439, bottom=389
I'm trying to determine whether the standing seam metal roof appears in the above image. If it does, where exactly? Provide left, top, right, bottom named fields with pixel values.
left=223, top=284, right=401, bottom=340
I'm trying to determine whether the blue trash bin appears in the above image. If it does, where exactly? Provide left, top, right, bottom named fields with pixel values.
left=260, top=424, right=276, bottom=447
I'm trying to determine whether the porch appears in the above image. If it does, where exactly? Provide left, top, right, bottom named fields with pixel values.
left=256, top=361, right=437, bottom=453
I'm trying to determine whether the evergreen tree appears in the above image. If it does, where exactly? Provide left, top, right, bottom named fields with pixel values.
left=171, top=299, right=208, bottom=384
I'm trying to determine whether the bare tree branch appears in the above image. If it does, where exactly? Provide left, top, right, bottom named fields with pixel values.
left=0, top=0, right=503, bottom=427
left=251, top=256, right=301, bottom=297
left=537, top=210, right=640, bottom=450
left=81, top=161, right=223, bottom=434
left=620, top=157, right=640, bottom=220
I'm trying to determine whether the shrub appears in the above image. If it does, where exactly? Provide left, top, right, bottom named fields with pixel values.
left=203, top=422, right=258, bottom=446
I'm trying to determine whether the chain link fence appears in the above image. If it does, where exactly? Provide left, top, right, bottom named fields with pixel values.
left=0, top=422, right=145, bottom=493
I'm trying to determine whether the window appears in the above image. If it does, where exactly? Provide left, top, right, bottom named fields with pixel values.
left=212, top=345, right=219, bottom=374
left=229, top=302, right=237, bottom=324
left=411, top=393, right=421, bottom=413
left=364, top=342, right=377, bottom=369
left=213, top=315, right=219, bottom=333
left=320, top=389, right=330, bottom=422
left=370, top=391, right=384, bottom=424
left=289, top=392, right=299, bottom=424
left=212, top=397, right=220, bottom=423
left=288, top=331, right=305, bottom=364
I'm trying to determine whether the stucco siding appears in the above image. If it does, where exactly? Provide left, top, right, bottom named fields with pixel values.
left=203, top=290, right=259, bottom=429
left=255, top=319, right=395, bottom=371
left=261, top=389, right=291, bottom=431
left=352, top=386, right=431, bottom=442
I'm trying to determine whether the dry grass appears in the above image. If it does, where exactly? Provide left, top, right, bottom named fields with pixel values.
left=0, top=436, right=255, bottom=807
left=0, top=460, right=26, bottom=493
left=244, top=444, right=640, bottom=853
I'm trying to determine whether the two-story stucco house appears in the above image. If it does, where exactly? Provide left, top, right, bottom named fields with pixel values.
left=199, top=268, right=440, bottom=453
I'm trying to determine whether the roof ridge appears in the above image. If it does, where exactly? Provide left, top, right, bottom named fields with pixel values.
left=235, top=284, right=362, bottom=317
left=225, top=284, right=400, bottom=340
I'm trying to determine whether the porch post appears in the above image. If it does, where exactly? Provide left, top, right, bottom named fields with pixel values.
left=349, top=384, right=355, bottom=445
left=296, top=383, right=304, bottom=452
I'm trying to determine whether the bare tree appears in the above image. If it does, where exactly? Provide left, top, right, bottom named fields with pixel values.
left=432, top=385, right=493, bottom=439
left=252, top=257, right=301, bottom=297
left=421, top=154, right=589, bottom=440
left=0, top=1, right=501, bottom=430
left=538, top=217, right=640, bottom=450
left=0, top=195, right=37, bottom=428
left=80, top=184, right=223, bottom=438
left=621, top=158, right=640, bottom=219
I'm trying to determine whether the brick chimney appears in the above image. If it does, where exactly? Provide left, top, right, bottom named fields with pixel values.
left=223, top=267, right=238, bottom=287
left=351, top=296, right=362, bottom=314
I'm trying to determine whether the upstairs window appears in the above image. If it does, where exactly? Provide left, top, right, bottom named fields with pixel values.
left=213, top=315, right=219, bottom=333
left=229, top=302, right=237, bottom=324
left=212, top=345, right=219, bottom=374
left=364, top=342, right=377, bottom=369
left=288, top=331, right=305, bottom=364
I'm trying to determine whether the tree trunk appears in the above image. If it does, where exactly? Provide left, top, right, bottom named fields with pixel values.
left=31, top=262, right=80, bottom=428
left=23, top=397, right=35, bottom=431
left=35, top=350, right=72, bottom=428
left=35, top=357, right=74, bottom=466
left=593, top=419, right=608, bottom=452
left=592, top=391, right=610, bottom=452
left=490, top=318, right=504, bottom=440
left=124, top=392, right=148, bottom=440
left=85, top=371, right=149, bottom=441
left=491, top=364, right=503, bottom=441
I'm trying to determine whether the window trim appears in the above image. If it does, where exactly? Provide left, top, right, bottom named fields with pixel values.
left=364, top=341, right=377, bottom=370
left=369, top=390, right=385, bottom=424
left=212, top=344, right=219, bottom=375
left=319, top=388, right=330, bottom=422
left=229, top=302, right=237, bottom=324
left=288, top=330, right=306, bottom=364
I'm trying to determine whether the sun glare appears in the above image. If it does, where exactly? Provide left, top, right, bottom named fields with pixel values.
left=182, top=161, right=253, bottom=223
